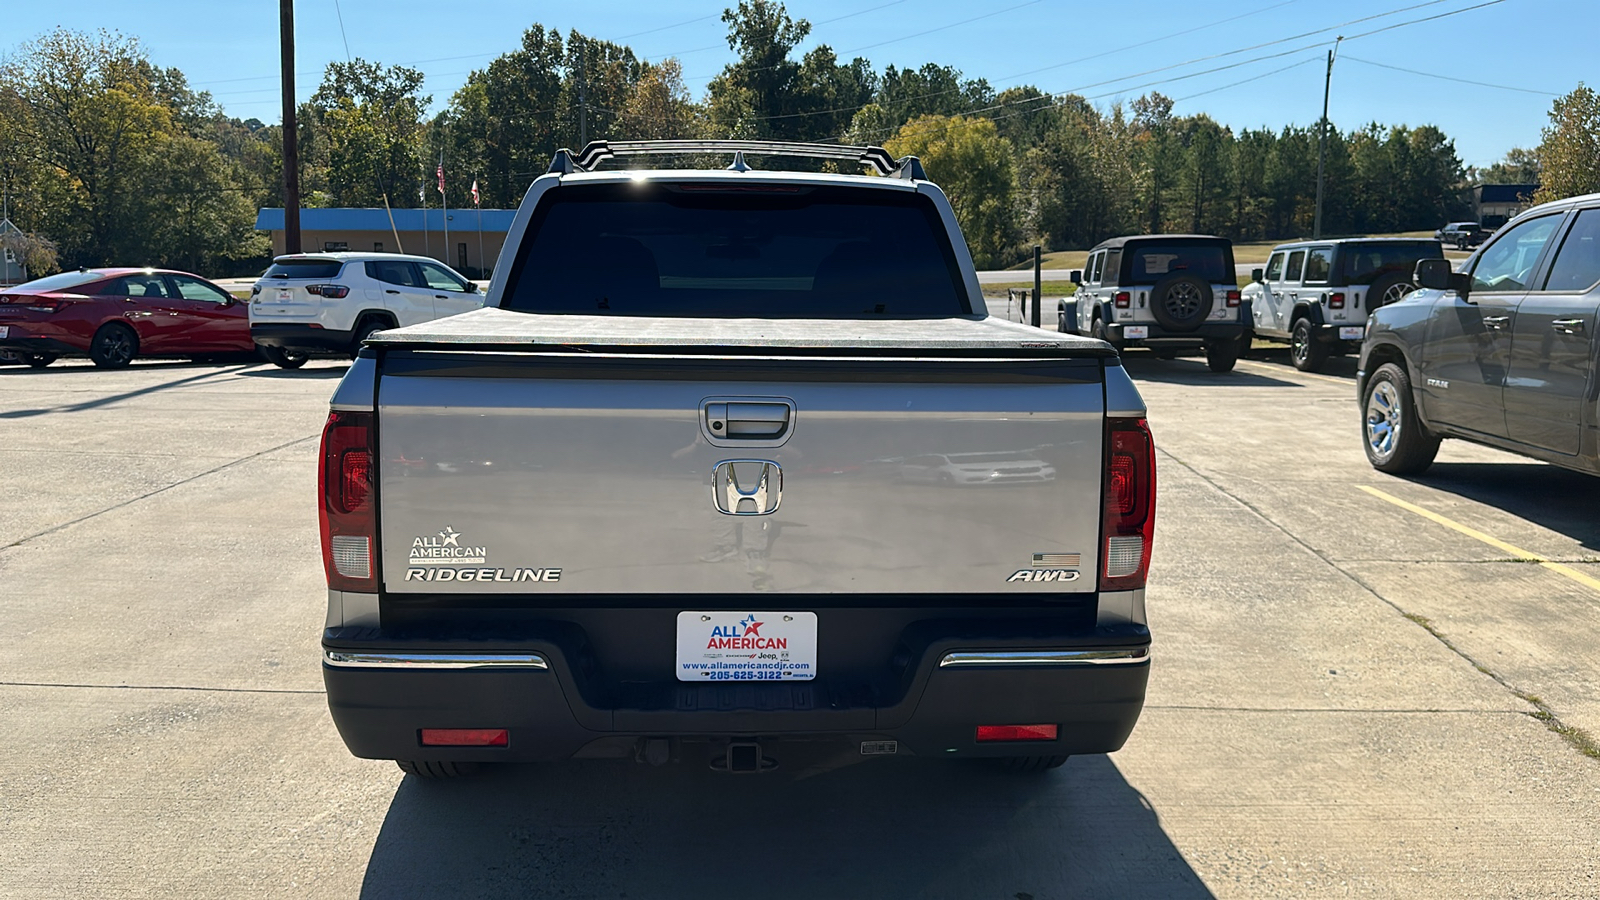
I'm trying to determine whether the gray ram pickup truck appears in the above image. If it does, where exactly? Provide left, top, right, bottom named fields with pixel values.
left=317, top=140, right=1155, bottom=778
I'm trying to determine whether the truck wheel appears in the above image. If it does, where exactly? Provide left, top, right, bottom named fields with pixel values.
left=26, top=353, right=59, bottom=369
left=396, top=759, right=478, bottom=779
left=1363, top=363, right=1440, bottom=475
left=89, top=323, right=138, bottom=368
left=996, top=755, right=1069, bottom=772
left=1205, top=337, right=1240, bottom=373
left=258, top=345, right=308, bottom=369
left=1289, top=318, right=1328, bottom=372
left=1090, top=317, right=1115, bottom=349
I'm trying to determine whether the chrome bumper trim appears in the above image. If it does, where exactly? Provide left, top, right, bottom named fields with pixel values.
left=938, top=647, right=1150, bottom=668
left=323, top=650, right=549, bottom=670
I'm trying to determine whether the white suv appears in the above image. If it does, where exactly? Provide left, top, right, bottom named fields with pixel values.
left=249, top=253, right=483, bottom=368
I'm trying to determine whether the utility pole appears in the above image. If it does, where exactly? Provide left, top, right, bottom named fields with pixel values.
left=578, top=41, right=588, bottom=147
left=279, top=0, right=302, bottom=254
left=1313, top=37, right=1341, bottom=241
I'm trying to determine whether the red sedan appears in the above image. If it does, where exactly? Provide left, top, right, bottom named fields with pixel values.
left=0, top=268, right=254, bottom=368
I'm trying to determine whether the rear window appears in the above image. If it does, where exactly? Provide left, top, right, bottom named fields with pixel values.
left=501, top=183, right=969, bottom=318
left=1121, top=242, right=1233, bottom=285
left=12, top=271, right=108, bottom=293
left=1338, top=242, right=1443, bottom=284
left=265, top=259, right=344, bottom=280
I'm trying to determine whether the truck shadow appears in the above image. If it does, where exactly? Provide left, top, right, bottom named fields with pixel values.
left=1411, top=461, right=1600, bottom=552
left=358, top=753, right=1212, bottom=899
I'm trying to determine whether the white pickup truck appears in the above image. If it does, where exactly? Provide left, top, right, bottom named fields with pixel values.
left=316, top=141, right=1156, bottom=778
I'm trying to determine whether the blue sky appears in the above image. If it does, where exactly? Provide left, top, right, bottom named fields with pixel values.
left=4, top=0, right=1587, bottom=167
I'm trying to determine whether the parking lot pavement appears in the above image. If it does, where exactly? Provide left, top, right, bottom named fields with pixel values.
left=3, top=354, right=1599, bottom=898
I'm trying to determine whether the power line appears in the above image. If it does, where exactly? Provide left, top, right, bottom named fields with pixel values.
left=331, top=0, right=353, bottom=62
left=741, top=0, right=1310, bottom=123
left=848, top=0, right=1516, bottom=144
left=839, top=0, right=1043, bottom=54
left=1341, top=54, right=1557, bottom=95
left=1173, top=56, right=1323, bottom=103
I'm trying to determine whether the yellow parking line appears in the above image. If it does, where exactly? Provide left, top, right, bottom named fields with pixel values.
left=1358, top=485, right=1600, bottom=594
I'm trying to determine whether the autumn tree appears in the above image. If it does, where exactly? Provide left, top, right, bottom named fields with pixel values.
left=886, top=115, right=1018, bottom=267
left=1533, top=84, right=1600, bottom=204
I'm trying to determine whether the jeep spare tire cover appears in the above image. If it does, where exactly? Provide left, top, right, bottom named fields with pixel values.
left=1149, top=274, right=1214, bottom=333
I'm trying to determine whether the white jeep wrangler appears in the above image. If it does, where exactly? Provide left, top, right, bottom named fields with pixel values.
left=1060, top=234, right=1246, bottom=373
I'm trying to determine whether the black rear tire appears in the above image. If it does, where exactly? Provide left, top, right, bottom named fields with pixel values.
left=1205, top=336, right=1240, bottom=373
left=396, top=759, right=478, bottom=779
left=1362, top=362, right=1441, bottom=475
left=996, top=755, right=1070, bottom=772
left=1149, top=274, right=1214, bottom=333
left=257, top=345, right=308, bottom=369
left=89, top=323, right=138, bottom=368
left=351, top=319, right=389, bottom=353
left=1289, top=318, right=1328, bottom=372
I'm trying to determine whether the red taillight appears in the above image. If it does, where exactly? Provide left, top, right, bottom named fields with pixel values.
left=1114, top=291, right=1131, bottom=308
left=1226, top=289, right=1241, bottom=307
left=977, top=724, right=1058, bottom=742
left=420, top=728, right=509, bottom=747
left=1102, top=418, right=1156, bottom=592
left=1329, top=292, right=1345, bottom=309
left=319, top=410, right=376, bottom=592
left=5, top=295, right=67, bottom=313
left=308, top=284, right=350, bottom=298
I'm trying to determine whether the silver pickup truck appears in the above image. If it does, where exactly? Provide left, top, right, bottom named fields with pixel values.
left=316, top=141, right=1155, bottom=778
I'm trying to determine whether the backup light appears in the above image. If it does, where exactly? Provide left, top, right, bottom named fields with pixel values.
left=421, top=728, right=509, bottom=747
left=977, top=724, right=1058, bottom=742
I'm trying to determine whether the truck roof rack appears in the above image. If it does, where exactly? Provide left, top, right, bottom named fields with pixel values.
left=548, top=140, right=927, bottom=181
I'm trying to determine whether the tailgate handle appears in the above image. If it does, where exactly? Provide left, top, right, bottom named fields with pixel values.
left=705, top=401, right=792, bottom=439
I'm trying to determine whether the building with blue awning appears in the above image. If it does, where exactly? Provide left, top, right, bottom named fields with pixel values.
left=255, top=207, right=516, bottom=277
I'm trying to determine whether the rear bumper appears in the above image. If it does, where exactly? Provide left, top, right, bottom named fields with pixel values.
left=0, top=336, right=80, bottom=355
left=1110, top=321, right=1247, bottom=346
left=251, top=323, right=356, bottom=353
left=321, top=624, right=1150, bottom=762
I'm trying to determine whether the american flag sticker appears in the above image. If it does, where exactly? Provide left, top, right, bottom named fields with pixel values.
left=1032, top=553, right=1082, bottom=567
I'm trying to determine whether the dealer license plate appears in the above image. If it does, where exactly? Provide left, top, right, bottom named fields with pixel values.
left=1339, top=326, right=1364, bottom=340
left=1123, top=325, right=1149, bottom=339
left=0, top=326, right=8, bottom=338
left=277, top=289, right=294, bottom=301
left=676, top=611, right=817, bottom=682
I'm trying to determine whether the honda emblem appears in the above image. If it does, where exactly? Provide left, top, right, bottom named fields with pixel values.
left=711, top=460, right=782, bottom=516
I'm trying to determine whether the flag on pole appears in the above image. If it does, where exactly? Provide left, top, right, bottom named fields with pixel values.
left=437, top=163, right=445, bottom=196
left=471, top=180, right=480, bottom=207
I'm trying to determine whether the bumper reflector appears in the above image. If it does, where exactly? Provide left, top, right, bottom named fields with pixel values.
left=420, top=728, right=509, bottom=747
left=976, top=724, right=1058, bottom=743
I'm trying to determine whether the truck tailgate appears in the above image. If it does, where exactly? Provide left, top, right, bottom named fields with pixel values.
left=374, top=348, right=1106, bottom=596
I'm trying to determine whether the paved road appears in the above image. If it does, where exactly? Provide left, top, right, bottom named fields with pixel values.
left=2, top=349, right=1598, bottom=897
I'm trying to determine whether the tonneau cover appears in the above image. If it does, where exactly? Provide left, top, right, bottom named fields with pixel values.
left=366, top=307, right=1115, bottom=355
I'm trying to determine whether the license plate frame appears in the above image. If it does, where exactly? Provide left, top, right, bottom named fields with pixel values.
left=1339, top=326, right=1364, bottom=340
left=0, top=326, right=8, bottom=338
left=675, top=611, right=817, bottom=682
left=1123, top=325, right=1149, bottom=339
left=276, top=289, right=294, bottom=302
